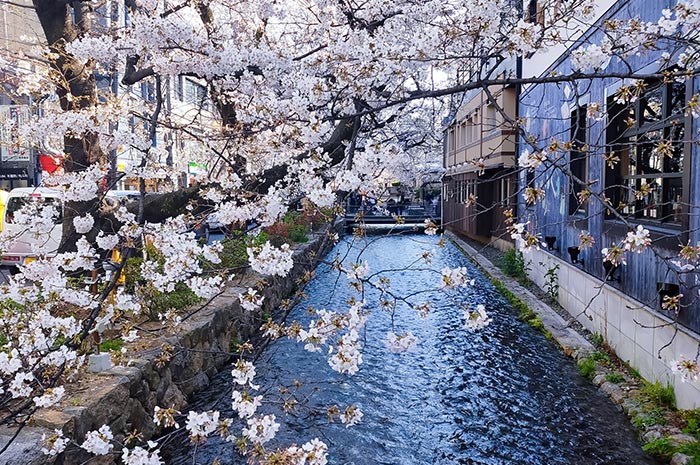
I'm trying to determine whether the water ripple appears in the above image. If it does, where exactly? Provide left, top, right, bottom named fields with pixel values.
left=166, top=235, right=658, bottom=465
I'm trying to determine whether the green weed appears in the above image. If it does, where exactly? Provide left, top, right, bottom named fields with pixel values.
left=578, top=357, right=596, bottom=379
left=501, top=248, right=527, bottom=280
left=591, top=333, right=604, bottom=347
left=634, top=407, right=667, bottom=428
left=642, top=438, right=675, bottom=460
left=682, top=410, right=700, bottom=438
left=606, top=372, right=625, bottom=383
left=99, top=339, right=123, bottom=353
left=642, top=381, right=676, bottom=409
left=590, top=351, right=611, bottom=365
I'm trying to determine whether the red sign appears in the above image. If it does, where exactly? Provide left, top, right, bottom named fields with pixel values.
left=39, top=153, right=63, bottom=174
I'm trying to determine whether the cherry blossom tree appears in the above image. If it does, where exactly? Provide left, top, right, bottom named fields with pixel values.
left=0, top=0, right=698, bottom=463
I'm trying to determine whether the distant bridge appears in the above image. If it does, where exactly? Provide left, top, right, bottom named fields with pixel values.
left=344, top=202, right=441, bottom=231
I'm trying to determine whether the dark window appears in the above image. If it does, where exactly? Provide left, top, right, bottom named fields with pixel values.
left=176, top=76, right=184, bottom=100
left=527, top=0, right=544, bottom=26
left=184, top=79, right=209, bottom=110
left=501, top=176, right=511, bottom=208
left=528, top=0, right=538, bottom=23
left=605, top=79, right=686, bottom=223
left=569, top=105, right=588, bottom=215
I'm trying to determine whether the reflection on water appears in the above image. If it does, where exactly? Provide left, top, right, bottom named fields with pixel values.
left=166, top=235, right=657, bottom=465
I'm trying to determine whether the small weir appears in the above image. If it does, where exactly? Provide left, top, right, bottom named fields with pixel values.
left=164, top=235, right=658, bottom=465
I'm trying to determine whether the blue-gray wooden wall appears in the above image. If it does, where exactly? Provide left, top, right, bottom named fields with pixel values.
left=518, top=0, right=700, bottom=332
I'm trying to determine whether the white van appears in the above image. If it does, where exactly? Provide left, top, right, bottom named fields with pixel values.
left=0, top=187, right=63, bottom=268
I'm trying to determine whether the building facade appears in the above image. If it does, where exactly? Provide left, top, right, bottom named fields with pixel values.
left=0, top=1, right=220, bottom=193
left=442, top=85, right=518, bottom=250
left=0, top=0, right=45, bottom=190
left=518, top=0, right=700, bottom=408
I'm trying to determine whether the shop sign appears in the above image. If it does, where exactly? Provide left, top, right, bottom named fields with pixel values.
left=0, top=106, right=31, bottom=163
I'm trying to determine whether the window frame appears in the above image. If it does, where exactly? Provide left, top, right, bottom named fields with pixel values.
left=604, top=78, right=690, bottom=228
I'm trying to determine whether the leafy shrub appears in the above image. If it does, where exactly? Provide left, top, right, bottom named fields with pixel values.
left=628, top=366, right=642, bottom=379
left=99, top=339, right=123, bottom=353
left=642, top=438, right=675, bottom=460
left=265, top=222, right=292, bottom=246
left=141, top=282, right=202, bottom=320
left=634, top=407, right=667, bottom=428
left=606, top=372, right=625, bottom=383
left=591, top=332, right=604, bottom=347
left=578, top=357, right=596, bottom=379
left=501, top=248, right=527, bottom=279
left=288, top=223, right=309, bottom=243
left=682, top=410, right=700, bottom=438
left=265, top=211, right=313, bottom=244
left=642, top=381, right=676, bottom=409
left=123, top=255, right=202, bottom=320
left=210, top=231, right=269, bottom=271
left=543, top=263, right=559, bottom=300
left=590, top=351, right=611, bottom=365
left=678, top=440, right=700, bottom=458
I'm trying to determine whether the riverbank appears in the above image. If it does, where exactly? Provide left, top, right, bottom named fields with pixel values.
left=0, top=222, right=340, bottom=465
left=446, top=231, right=700, bottom=465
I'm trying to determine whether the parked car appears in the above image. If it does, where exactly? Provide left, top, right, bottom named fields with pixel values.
left=0, top=187, right=63, bottom=269
left=106, top=190, right=141, bottom=203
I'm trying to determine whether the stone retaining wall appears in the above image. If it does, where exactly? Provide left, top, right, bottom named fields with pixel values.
left=0, top=224, right=339, bottom=465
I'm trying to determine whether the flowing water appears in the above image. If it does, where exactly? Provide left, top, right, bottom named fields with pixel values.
left=165, top=235, right=658, bottom=465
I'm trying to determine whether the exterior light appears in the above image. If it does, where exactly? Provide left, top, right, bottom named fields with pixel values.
left=567, top=246, right=582, bottom=264
left=603, top=261, right=620, bottom=282
left=544, top=236, right=557, bottom=251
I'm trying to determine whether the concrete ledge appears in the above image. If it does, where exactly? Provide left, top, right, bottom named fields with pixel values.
left=523, top=247, right=700, bottom=410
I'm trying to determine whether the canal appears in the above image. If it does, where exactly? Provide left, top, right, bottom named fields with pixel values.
left=166, top=234, right=657, bottom=465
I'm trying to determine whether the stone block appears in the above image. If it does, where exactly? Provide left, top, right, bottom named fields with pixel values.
left=0, top=426, right=56, bottom=465
left=85, top=381, right=130, bottom=432
left=674, top=330, right=699, bottom=361
left=619, top=303, right=638, bottom=339
left=608, top=333, right=635, bottom=364
left=157, top=383, right=186, bottom=410
left=651, top=356, right=671, bottom=383
left=652, top=323, right=678, bottom=363
left=671, top=454, right=692, bottom=465
left=88, top=354, right=112, bottom=373
left=584, top=279, right=605, bottom=316
left=109, top=366, right=142, bottom=385
left=31, top=408, right=76, bottom=431
left=179, top=372, right=210, bottom=396
left=125, top=398, right=156, bottom=439
left=567, top=268, right=586, bottom=302
left=605, top=291, right=623, bottom=332
left=634, top=310, right=655, bottom=355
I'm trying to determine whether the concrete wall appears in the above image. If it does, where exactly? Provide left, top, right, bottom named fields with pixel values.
left=525, top=247, right=700, bottom=409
